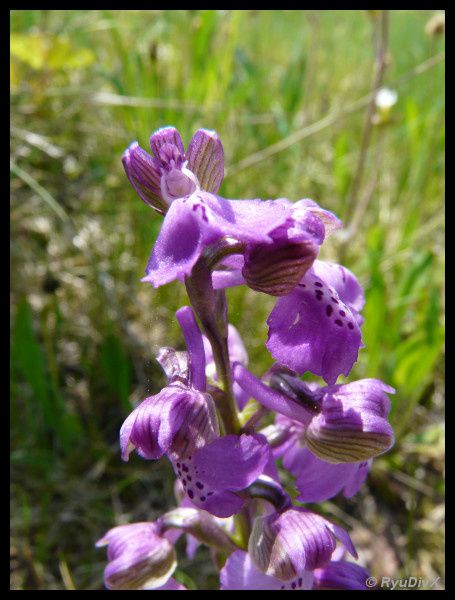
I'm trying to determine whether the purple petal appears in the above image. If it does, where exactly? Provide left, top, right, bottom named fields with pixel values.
left=142, top=193, right=303, bottom=288
left=283, top=201, right=327, bottom=245
left=153, top=577, right=187, bottom=590
left=176, top=306, right=206, bottom=392
left=120, top=386, right=219, bottom=462
left=311, top=260, right=365, bottom=316
left=221, top=550, right=284, bottom=590
left=171, top=434, right=270, bottom=518
left=150, top=126, right=185, bottom=159
left=212, top=255, right=246, bottom=290
left=120, top=394, right=166, bottom=461
left=234, top=381, right=250, bottom=410
left=266, top=270, right=363, bottom=384
left=313, top=560, right=370, bottom=590
left=193, top=433, right=270, bottom=490
left=233, top=364, right=315, bottom=425
left=249, top=508, right=356, bottom=580
left=221, top=550, right=314, bottom=590
left=122, top=142, right=164, bottom=212
left=173, top=455, right=244, bottom=517
left=185, top=534, right=199, bottom=560
left=295, top=199, right=342, bottom=238
left=186, top=129, right=224, bottom=193
left=305, top=379, right=395, bottom=463
left=288, top=448, right=371, bottom=503
left=161, top=390, right=219, bottom=460
left=342, top=460, right=371, bottom=497
left=212, top=267, right=246, bottom=290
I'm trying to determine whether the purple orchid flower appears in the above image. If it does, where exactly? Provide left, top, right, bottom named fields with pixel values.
left=122, top=126, right=224, bottom=214
left=248, top=506, right=357, bottom=583
left=96, top=522, right=177, bottom=590
left=120, top=305, right=272, bottom=518
left=142, top=192, right=339, bottom=290
left=234, top=366, right=394, bottom=469
left=221, top=507, right=358, bottom=589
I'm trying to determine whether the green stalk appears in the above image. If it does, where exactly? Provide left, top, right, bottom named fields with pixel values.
left=185, top=257, right=240, bottom=435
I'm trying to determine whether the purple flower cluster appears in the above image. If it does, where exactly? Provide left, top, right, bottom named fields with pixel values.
left=97, top=126, right=395, bottom=590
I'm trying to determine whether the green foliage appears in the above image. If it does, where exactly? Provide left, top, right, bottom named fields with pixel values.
left=99, top=333, right=132, bottom=413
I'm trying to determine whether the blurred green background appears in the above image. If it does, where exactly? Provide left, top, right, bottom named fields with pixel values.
left=10, top=10, right=444, bottom=590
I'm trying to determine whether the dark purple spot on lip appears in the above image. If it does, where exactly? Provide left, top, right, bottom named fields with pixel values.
left=182, top=479, right=187, bottom=486
left=195, top=481, right=204, bottom=490
left=298, top=578, right=302, bottom=587
left=177, top=470, right=182, bottom=476
left=315, top=291, right=323, bottom=300
left=299, top=283, right=306, bottom=288
left=176, top=462, right=181, bottom=468
left=207, top=492, right=214, bottom=496
left=331, top=296, right=339, bottom=304
left=187, top=489, right=194, bottom=499
left=335, top=319, right=343, bottom=327
left=182, top=465, right=189, bottom=473
left=187, top=475, right=192, bottom=481
left=200, top=496, right=206, bottom=502
left=348, top=322, right=354, bottom=330
left=291, top=582, right=296, bottom=589
left=339, top=310, right=346, bottom=317
left=314, top=281, right=323, bottom=287
left=326, top=305, right=333, bottom=317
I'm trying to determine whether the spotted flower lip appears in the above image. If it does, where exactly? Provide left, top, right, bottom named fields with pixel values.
left=172, top=433, right=272, bottom=518
left=248, top=507, right=357, bottom=582
left=96, top=522, right=177, bottom=590
left=213, top=258, right=364, bottom=385
left=122, top=126, right=224, bottom=214
left=266, top=260, right=365, bottom=384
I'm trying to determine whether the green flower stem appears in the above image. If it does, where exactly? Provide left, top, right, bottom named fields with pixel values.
left=185, top=258, right=240, bottom=435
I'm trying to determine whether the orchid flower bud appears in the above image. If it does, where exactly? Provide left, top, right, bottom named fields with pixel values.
left=159, top=507, right=236, bottom=553
left=96, top=523, right=177, bottom=590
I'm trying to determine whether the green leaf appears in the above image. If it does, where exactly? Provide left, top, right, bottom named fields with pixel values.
left=11, top=298, right=56, bottom=432
left=100, top=333, right=132, bottom=412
